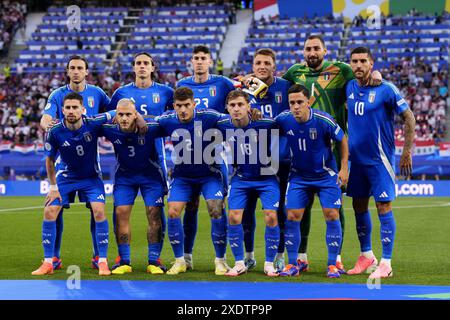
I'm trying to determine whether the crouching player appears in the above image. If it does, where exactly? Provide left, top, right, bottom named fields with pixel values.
left=216, top=90, right=280, bottom=277
left=32, top=92, right=114, bottom=276
left=275, top=84, right=349, bottom=278
left=100, top=98, right=167, bottom=275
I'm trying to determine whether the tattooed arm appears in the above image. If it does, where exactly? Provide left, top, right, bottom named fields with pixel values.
left=399, top=109, right=416, bottom=177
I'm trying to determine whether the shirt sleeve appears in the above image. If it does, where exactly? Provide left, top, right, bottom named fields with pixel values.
left=325, top=118, right=344, bottom=142
left=147, top=120, right=167, bottom=138
left=339, top=61, right=355, bottom=83
left=106, top=88, right=122, bottom=111
left=282, top=65, right=295, bottom=83
left=274, top=115, right=285, bottom=135
left=44, top=129, right=58, bottom=158
left=386, top=83, right=409, bottom=115
left=224, top=76, right=235, bottom=92
left=165, top=87, right=174, bottom=111
left=99, top=89, right=111, bottom=113
left=43, top=90, right=60, bottom=118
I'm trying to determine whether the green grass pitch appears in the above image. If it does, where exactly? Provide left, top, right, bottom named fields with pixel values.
left=0, top=196, right=449, bottom=285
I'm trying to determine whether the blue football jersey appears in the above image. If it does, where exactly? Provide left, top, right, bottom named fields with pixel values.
left=155, top=108, right=222, bottom=178
left=44, top=84, right=111, bottom=119
left=45, top=112, right=115, bottom=179
left=107, top=82, right=174, bottom=116
left=275, top=109, right=344, bottom=179
left=249, top=77, right=290, bottom=118
left=99, top=121, right=166, bottom=177
left=249, top=76, right=291, bottom=163
left=216, top=115, right=277, bottom=180
left=176, top=74, right=235, bottom=112
left=346, top=80, right=409, bottom=166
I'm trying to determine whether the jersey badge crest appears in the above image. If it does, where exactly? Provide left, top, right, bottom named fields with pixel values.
left=209, top=86, right=217, bottom=97
left=298, top=74, right=306, bottom=82
left=153, top=93, right=160, bottom=103
left=309, top=128, right=317, bottom=140
left=87, top=96, right=94, bottom=108
left=275, top=91, right=282, bottom=103
left=369, top=91, right=376, bottom=103
left=83, top=132, right=93, bottom=142
left=138, top=136, right=145, bottom=145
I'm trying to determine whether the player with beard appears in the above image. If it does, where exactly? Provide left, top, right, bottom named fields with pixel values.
left=107, top=52, right=173, bottom=273
left=39, top=56, right=111, bottom=271
left=282, top=35, right=382, bottom=273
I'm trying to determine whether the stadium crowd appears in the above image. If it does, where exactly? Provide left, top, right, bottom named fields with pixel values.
left=0, top=1, right=27, bottom=56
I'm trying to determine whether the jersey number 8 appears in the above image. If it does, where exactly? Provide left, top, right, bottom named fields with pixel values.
left=76, top=145, right=84, bottom=156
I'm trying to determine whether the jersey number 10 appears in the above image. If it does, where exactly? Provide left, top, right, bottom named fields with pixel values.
left=354, top=102, right=365, bottom=116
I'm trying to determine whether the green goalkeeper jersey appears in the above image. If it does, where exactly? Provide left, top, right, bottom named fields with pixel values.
left=283, top=60, right=354, bottom=169
left=282, top=60, right=354, bottom=134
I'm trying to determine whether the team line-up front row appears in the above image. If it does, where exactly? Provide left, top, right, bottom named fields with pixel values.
left=32, top=46, right=415, bottom=280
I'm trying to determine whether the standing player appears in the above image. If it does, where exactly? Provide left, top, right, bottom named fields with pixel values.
left=100, top=99, right=167, bottom=275
left=107, top=52, right=174, bottom=269
left=282, top=35, right=381, bottom=272
left=32, top=92, right=114, bottom=276
left=40, top=55, right=111, bottom=270
left=176, top=45, right=235, bottom=269
left=216, top=90, right=280, bottom=277
left=345, top=47, right=415, bottom=279
left=239, top=48, right=291, bottom=272
left=275, top=84, right=349, bottom=278
left=155, top=87, right=228, bottom=275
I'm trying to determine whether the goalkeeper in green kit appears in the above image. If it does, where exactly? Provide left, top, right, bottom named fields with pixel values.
left=282, top=35, right=382, bottom=273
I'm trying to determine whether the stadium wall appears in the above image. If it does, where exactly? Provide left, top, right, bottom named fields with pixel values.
left=1, top=180, right=450, bottom=197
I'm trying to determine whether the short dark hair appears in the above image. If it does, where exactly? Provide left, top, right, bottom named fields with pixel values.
left=192, top=45, right=211, bottom=55
left=350, top=46, right=374, bottom=61
left=174, top=87, right=194, bottom=101
left=288, top=84, right=310, bottom=98
left=304, top=34, right=326, bottom=49
left=63, top=92, right=83, bottom=106
left=254, top=48, right=276, bottom=64
left=66, top=55, right=89, bottom=70
left=226, top=90, right=250, bottom=105
left=132, top=52, right=154, bottom=66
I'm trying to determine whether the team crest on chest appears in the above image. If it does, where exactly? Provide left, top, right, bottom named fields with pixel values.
left=87, top=96, right=94, bottom=108
left=152, top=93, right=160, bottom=103
left=83, top=132, right=93, bottom=142
left=368, top=91, right=376, bottom=103
left=322, top=73, right=330, bottom=81
left=309, top=128, right=317, bottom=140
left=209, top=86, right=217, bottom=97
left=275, top=91, right=282, bottom=103
left=298, top=74, right=306, bottom=82
left=138, top=135, right=145, bottom=145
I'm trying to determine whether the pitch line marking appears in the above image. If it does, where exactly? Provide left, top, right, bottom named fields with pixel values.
left=0, top=202, right=85, bottom=213
left=0, top=202, right=449, bottom=214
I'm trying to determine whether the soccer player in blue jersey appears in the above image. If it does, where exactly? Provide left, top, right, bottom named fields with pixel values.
left=100, top=99, right=167, bottom=275
left=275, top=84, right=349, bottom=278
left=39, top=55, right=111, bottom=270
left=32, top=92, right=114, bottom=276
left=155, top=87, right=229, bottom=275
left=345, top=47, right=415, bottom=279
left=107, top=52, right=173, bottom=270
left=239, top=48, right=291, bottom=272
left=216, top=90, right=280, bottom=277
left=176, top=45, right=235, bottom=269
